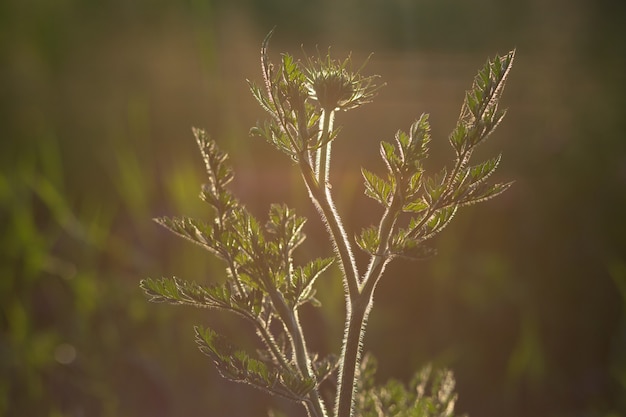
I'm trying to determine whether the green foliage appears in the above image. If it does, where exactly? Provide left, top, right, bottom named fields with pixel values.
left=356, top=354, right=463, bottom=417
left=141, top=127, right=337, bottom=416
left=194, top=326, right=318, bottom=402
left=1, top=129, right=175, bottom=417
left=143, top=32, right=514, bottom=417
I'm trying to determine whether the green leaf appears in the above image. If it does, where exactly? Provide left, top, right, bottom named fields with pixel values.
left=449, top=49, right=515, bottom=159
left=356, top=225, right=380, bottom=255
left=469, top=154, right=502, bottom=186
left=248, top=80, right=275, bottom=116
left=140, top=277, right=182, bottom=304
left=153, top=216, right=226, bottom=259
left=195, top=326, right=251, bottom=381
left=361, top=168, right=393, bottom=206
left=281, top=53, right=308, bottom=90
left=402, top=198, right=429, bottom=214
left=426, top=207, right=456, bottom=233
left=355, top=353, right=463, bottom=417
left=402, top=114, right=431, bottom=166
left=389, top=225, right=437, bottom=260
left=266, top=204, right=307, bottom=256
left=380, top=140, right=401, bottom=173
left=251, top=120, right=298, bottom=158
left=423, top=168, right=447, bottom=204
left=405, top=170, right=424, bottom=195
left=448, top=123, right=467, bottom=155
left=195, top=326, right=314, bottom=402
left=412, top=207, right=457, bottom=241
left=458, top=181, right=513, bottom=207
left=451, top=167, right=471, bottom=190
left=194, top=127, right=234, bottom=190
left=287, top=257, right=334, bottom=308
left=140, top=276, right=235, bottom=310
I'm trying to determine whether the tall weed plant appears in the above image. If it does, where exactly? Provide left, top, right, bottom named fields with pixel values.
left=142, top=31, right=515, bottom=417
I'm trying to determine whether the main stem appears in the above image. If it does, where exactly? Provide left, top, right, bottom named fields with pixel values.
left=335, top=254, right=392, bottom=417
left=335, top=292, right=369, bottom=417
left=302, top=107, right=401, bottom=417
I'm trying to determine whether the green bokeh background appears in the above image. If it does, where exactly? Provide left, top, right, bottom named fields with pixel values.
left=1, top=1, right=625, bottom=416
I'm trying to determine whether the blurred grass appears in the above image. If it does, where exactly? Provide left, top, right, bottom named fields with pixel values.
left=1, top=0, right=625, bottom=416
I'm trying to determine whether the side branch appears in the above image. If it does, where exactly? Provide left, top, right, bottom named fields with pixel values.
left=298, top=157, right=360, bottom=299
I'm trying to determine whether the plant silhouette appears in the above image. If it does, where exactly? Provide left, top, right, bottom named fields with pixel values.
left=142, top=31, right=515, bottom=417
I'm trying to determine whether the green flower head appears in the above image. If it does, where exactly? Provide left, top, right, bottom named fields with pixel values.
left=304, top=52, right=381, bottom=112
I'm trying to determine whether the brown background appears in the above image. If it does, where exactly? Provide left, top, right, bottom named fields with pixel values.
left=2, top=1, right=625, bottom=416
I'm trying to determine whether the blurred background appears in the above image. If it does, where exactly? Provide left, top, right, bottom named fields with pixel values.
left=1, top=0, right=625, bottom=416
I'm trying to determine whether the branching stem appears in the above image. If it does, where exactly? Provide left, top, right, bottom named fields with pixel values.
left=334, top=192, right=401, bottom=417
left=267, top=281, right=328, bottom=417
left=299, top=133, right=367, bottom=417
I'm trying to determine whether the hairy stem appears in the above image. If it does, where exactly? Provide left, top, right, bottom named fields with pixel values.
left=335, top=294, right=370, bottom=417
left=303, top=119, right=406, bottom=417
left=335, top=196, right=400, bottom=417
left=316, top=109, right=335, bottom=186
left=299, top=143, right=366, bottom=417
left=298, top=156, right=360, bottom=299
left=267, top=285, right=328, bottom=417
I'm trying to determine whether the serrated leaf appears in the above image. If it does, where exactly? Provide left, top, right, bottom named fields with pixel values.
left=465, top=89, right=480, bottom=116
left=154, top=216, right=225, bottom=258
left=266, top=204, right=306, bottom=256
left=356, top=225, right=380, bottom=255
left=395, top=129, right=410, bottom=154
left=452, top=167, right=471, bottom=189
left=248, top=80, right=275, bottom=116
left=404, top=114, right=431, bottom=164
left=228, top=286, right=267, bottom=317
left=388, top=226, right=436, bottom=260
left=448, top=123, right=468, bottom=155
left=380, top=140, right=400, bottom=173
left=140, top=277, right=181, bottom=304
left=195, top=326, right=238, bottom=365
left=402, top=198, right=429, bottom=214
left=362, top=168, right=393, bottom=206
left=194, top=127, right=234, bottom=189
left=251, top=120, right=298, bottom=157
left=423, top=168, right=447, bottom=204
left=287, top=257, right=334, bottom=308
left=195, top=325, right=313, bottom=402
left=414, top=206, right=457, bottom=241
left=199, top=183, right=238, bottom=214
left=458, top=181, right=513, bottom=207
left=452, top=49, right=515, bottom=155
left=281, top=372, right=316, bottom=398
left=406, top=170, right=424, bottom=193
left=282, top=53, right=297, bottom=77
left=469, top=154, right=502, bottom=186
left=140, top=277, right=237, bottom=310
